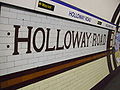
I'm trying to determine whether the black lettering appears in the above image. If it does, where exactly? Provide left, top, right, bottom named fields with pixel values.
left=56, top=29, right=64, bottom=50
left=100, top=34, right=103, bottom=45
left=81, top=32, right=86, bottom=47
left=72, top=31, right=82, bottom=48
left=64, top=31, right=71, bottom=49
left=97, top=34, right=100, bottom=45
left=13, top=25, right=32, bottom=55
left=45, top=28, right=55, bottom=51
left=33, top=28, right=45, bottom=52
left=86, top=32, right=91, bottom=47
left=92, top=33, right=97, bottom=46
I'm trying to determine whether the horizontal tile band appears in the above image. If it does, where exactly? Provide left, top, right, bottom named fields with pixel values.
left=50, top=0, right=116, bottom=26
left=0, top=50, right=111, bottom=89
left=0, top=3, right=115, bottom=31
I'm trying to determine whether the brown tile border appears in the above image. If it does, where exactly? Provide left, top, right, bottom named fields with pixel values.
left=0, top=50, right=110, bottom=90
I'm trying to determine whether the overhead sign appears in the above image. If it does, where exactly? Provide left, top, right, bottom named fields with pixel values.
left=69, top=11, right=92, bottom=22
left=1, top=0, right=116, bottom=30
left=38, top=1, right=55, bottom=11
left=97, top=21, right=102, bottom=25
left=35, top=0, right=116, bottom=30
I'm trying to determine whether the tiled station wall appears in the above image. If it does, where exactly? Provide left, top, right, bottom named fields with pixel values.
left=0, top=5, right=81, bottom=75
left=0, top=4, right=111, bottom=90
left=0, top=5, right=108, bottom=76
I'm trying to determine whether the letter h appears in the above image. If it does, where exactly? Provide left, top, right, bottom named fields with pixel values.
left=13, top=25, right=33, bottom=55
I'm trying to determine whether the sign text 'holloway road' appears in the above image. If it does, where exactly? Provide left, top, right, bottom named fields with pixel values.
left=12, top=25, right=107, bottom=55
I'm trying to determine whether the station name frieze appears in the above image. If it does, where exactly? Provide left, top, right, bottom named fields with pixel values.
left=12, top=25, right=107, bottom=55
